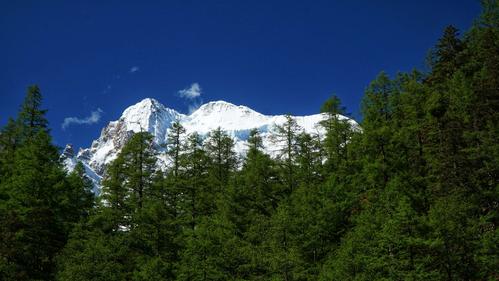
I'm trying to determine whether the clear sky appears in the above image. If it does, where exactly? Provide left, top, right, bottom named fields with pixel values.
left=1, top=0, right=482, bottom=150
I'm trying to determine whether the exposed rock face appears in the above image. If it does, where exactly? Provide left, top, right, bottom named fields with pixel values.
left=75, top=98, right=184, bottom=175
left=63, top=98, right=358, bottom=192
left=61, top=144, right=75, bottom=159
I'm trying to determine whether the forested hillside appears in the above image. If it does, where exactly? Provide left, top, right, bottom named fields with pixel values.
left=0, top=2, right=497, bottom=280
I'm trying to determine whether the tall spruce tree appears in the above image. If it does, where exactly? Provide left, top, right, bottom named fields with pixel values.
left=178, top=132, right=210, bottom=229
left=205, top=127, right=238, bottom=188
left=320, top=95, right=353, bottom=172
left=272, top=115, right=301, bottom=194
left=0, top=86, right=95, bottom=281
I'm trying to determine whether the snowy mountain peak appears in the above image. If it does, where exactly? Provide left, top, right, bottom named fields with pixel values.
left=195, top=100, right=257, bottom=114
left=121, top=98, right=183, bottom=129
left=65, top=98, right=358, bottom=191
left=78, top=98, right=184, bottom=175
left=187, top=100, right=267, bottom=133
left=195, top=100, right=239, bottom=112
left=119, top=98, right=185, bottom=144
left=121, top=98, right=156, bottom=118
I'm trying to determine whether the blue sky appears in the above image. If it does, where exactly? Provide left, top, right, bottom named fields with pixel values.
left=1, top=0, right=481, bottom=149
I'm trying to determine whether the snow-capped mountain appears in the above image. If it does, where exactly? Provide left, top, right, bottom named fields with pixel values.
left=76, top=98, right=184, bottom=176
left=63, top=98, right=357, bottom=190
left=60, top=144, right=103, bottom=194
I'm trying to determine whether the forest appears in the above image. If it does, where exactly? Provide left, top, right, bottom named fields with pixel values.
left=0, top=2, right=498, bottom=281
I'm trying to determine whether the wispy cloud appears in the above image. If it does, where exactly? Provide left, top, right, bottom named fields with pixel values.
left=129, top=66, right=140, bottom=73
left=188, top=100, right=203, bottom=114
left=178, top=82, right=202, bottom=99
left=62, top=108, right=103, bottom=130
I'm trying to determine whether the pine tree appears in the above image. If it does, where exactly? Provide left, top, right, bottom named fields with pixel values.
left=122, top=132, right=156, bottom=211
left=99, top=154, right=129, bottom=230
left=427, top=25, right=464, bottom=86
left=272, top=115, right=301, bottom=194
left=0, top=118, right=21, bottom=181
left=179, top=132, right=210, bottom=229
left=361, top=72, right=395, bottom=190
left=62, top=162, right=95, bottom=232
left=17, top=85, right=49, bottom=141
left=295, top=132, right=323, bottom=186
left=265, top=200, right=305, bottom=281
left=166, top=121, right=186, bottom=178
left=7, top=3, right=499, bottom=279
left=58, top=131, right=168, bottom=280
left=0, top=86, right=96, bottom=280
left=205, top=127, right=238, bottom=188
left=320, top=95, right=353, bottom=173
left=236, top=128, right=279, bottom=222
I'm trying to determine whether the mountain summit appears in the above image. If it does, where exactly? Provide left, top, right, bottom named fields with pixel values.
left=63, top=98, right=357, bottom=189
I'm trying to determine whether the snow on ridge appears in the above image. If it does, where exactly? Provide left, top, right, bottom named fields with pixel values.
left=64, top=98, right=358, bottom=191
left=184, top=100, right=269, bottom=133
left=121, top=98, right=185, bottom=140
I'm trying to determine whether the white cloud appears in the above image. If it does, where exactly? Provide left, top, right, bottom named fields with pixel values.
left=188, top=100, right=203, bottom=114
left=62, top=108, right=103, bottom=130
left=178, top=82, right=202, bottom=99
left=129, top=66, right=140, bottom=73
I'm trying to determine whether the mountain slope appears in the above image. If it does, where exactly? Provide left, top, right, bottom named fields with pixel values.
left=63, top=98, right=358, bottom=190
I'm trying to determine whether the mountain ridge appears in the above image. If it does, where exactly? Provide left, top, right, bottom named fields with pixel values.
left=62, top=98, right=358, bottom=191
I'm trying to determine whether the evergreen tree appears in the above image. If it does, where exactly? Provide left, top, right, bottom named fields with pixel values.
left=6, top=3, right=499, bottom=279
left=177, top=214, right=242, bottom=281
left=235, top=129, right=279, bottom=223
left=320, top=95, right=353, bottom=172
left=295, top=132, right=323, bottom=186
left=224, top=129, right=279, bottom=278
left=264, top=200, right=305, bottom=281
left=205, top=127, right=238, bottom=188
left=166, top=121, right=186, bottom=178
left=62, top=162, right=95, bottom=232
left=179, top=132, right=210, bottom=229
left=17, top=85, right=49, bottom=141
left=121, top=132, right=156, bottom=211
left=0, top=118, right=21, bottom=181
left=0, top=86, right=94, bottom=280
left=272, top=115, right=301, bottom=193
left=58, top=131, right=171, bottom=280
left=427, top=25, right=464, bottom=86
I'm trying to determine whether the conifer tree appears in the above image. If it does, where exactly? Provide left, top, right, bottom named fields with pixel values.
left=0, top=86, right=94, bottom=281
left=237, top=128, right=279, bottom=220
left=320, top=95, right=353, bottom=172
left=121, top=132, right=156, bottom=211
left=205, top=127, right=237, bottom=188
left=166, top=121, right=186, bottom=178
left=63, top=162, right=95, bottom=231
left=17, top=85, right=49, bottom=141
left=0, top=118, right=20, bottom=180
left=295, top=132, right=323, bottom=186
left=179, top=132, right=210, bottom=228
left=272, top=115, right=301, bottom=193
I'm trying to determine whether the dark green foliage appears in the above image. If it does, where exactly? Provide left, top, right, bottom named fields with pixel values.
left=320, top=7, right=499, bottom=279
left=0, top=118, right=20, bottom=180
left=57, top=131, right=180, bottom=280
left=64, top=162, right=95, bottom=228
left=178, top=132, right=211, bottom=228
left=0, top=86, right=95, bottom=281
left=272, top=115, right=301, bottom=194
left=2, top=3, right=499, bottom=280
left=17, top=85, right=49, bottom=140
left=166, top=121, right=186, bottom=178
left=205, top=127, right=238, bottom=187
